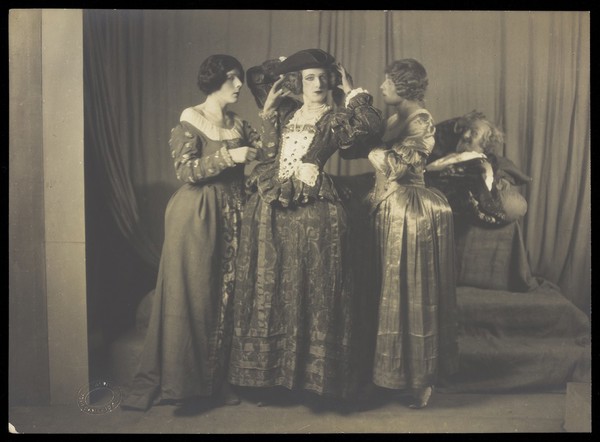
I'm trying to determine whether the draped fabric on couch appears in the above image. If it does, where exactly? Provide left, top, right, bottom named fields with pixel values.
left=83, top=10, right=590, bottom=320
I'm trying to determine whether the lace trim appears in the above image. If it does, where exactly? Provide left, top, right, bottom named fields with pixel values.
left=286, top=104, right=331, bottom=131
left=344, top=88, right=369, bottom=107
left=259, top=109, right=277, bottom=120
left=296, top=162, right=319, bottom=186
left=180, top=107, right=244, bottom=141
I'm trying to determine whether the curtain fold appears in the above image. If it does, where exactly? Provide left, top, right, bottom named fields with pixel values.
left=84, top=10, right=161, bottom=267
left=83, top=10, right=590, bottom=311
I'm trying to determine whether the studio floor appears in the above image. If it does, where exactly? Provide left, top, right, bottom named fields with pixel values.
left=9, top=390, right=577, bottom=434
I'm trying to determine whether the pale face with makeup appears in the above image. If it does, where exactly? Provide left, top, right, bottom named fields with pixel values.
left=380, top=74, right=402, bottom=106
left=301, top=68, right=330, bottom=106
left=213, top=69, right=244, bottom=105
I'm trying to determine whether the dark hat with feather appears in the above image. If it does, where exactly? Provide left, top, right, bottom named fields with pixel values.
left=247, top=57, right=305, bottom=110
left=246, top=58, right=285, bottom=108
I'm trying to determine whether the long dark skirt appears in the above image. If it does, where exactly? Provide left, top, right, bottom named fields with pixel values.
left=228, top=193, right=357, bottom=398
left=122, top=183, right=240, bottom=410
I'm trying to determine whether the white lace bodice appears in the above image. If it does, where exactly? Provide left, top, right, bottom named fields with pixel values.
left=277, top=104, right=331, bottom=181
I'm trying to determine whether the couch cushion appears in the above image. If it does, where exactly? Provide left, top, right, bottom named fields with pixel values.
left=454, top=221, right=537, bottom=291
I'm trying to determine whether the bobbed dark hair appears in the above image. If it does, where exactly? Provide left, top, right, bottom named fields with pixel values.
left=196, top=54, right=245, bottom=95
left=385, top=58, right=429, bottom=103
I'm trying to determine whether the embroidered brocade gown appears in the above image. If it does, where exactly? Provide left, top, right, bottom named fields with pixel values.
left=368, top=109, right=459, bottom=390
left=228, top=92, right=382, bottom=398
left=121, top=108, right=260, bottom=410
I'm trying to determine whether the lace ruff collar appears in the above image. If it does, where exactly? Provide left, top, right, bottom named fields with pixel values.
left=286, top=104, right=332, bottom=131
left=180, top=107, right=243, bottom=141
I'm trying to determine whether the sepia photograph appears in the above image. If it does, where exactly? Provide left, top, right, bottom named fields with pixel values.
left=8, top=9, right=590, bottom=433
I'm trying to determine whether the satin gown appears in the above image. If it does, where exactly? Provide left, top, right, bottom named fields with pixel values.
left=368, top=109, right=459, bottom=390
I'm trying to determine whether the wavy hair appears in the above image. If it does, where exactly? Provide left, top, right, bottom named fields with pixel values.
left=385, top=59, right=429, bottom=103
left=283, top=67, right=345, bottom=106
left=283, top=67, right=340, bottom=95
left=455, top=110, right=505, bottom=155
left=196, top=54, right=245, bottom=95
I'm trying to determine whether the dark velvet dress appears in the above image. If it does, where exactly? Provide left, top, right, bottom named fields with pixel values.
left=228, top=92, right=382, bottom=398
left=425, top=153, right=530, bottom=228
left=368, top=109, right=459, bottom=390
left=121, top=108, right=260, bottom=410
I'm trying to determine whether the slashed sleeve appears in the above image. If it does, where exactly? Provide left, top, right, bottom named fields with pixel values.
left=169, top=122, right=235, bottom=184
left=255, top=110, right=279, bottom=162
left=368, top=142, right=426, bottom=182
left=326, top=90, right=384, bottom=160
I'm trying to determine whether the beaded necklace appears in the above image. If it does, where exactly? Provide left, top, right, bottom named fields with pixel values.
left=288, top=103, right=331, bottom=131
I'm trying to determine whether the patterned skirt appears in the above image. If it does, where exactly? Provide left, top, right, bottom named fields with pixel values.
left=228, top=192, right=357, bottom=398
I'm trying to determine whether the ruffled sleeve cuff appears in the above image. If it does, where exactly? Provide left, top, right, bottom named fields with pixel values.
left=259, top=109, right=278, bottom=121
left=344, top=88, right=370, bottom=108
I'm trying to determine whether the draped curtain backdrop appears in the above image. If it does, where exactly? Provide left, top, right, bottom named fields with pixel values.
left=83, top=10, right=590, bottom=313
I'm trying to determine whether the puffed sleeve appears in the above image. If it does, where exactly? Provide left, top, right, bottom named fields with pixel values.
left=329, top=91, right=384, bottom=159
left=169, top=122, right=235, bottom=184
left=255, top=110, right=279, bottom=162
left=404, top=112, right=436, bottom=151
left=370, top=110, right=434, bottom=180
left=368, top=143, right=425, bottom=182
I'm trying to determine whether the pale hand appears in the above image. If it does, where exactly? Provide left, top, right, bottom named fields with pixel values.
left=296, top=162, right=319, bottom=187
left=229, top=146, right=257, bottom=164
left=263, top=75, right=291, bottom=115
left=335, top=63, right=354, bottom=95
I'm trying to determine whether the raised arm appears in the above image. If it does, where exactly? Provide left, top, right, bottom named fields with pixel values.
left=253, top=77, right=300, bottom=163
left=333, top=63, right=384, bottom=158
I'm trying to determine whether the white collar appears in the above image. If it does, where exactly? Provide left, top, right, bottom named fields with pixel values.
left=180, top=107, right=243, bottom=141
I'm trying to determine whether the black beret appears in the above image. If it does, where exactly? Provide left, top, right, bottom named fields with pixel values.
left=273, top=49, right=335, bottom=75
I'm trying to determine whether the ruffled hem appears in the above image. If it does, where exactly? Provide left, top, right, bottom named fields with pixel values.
left=246, top=163, right=341, bottom=208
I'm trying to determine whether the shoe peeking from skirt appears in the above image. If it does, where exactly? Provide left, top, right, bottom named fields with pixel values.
left=408, top=385, right=434, bottom=409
